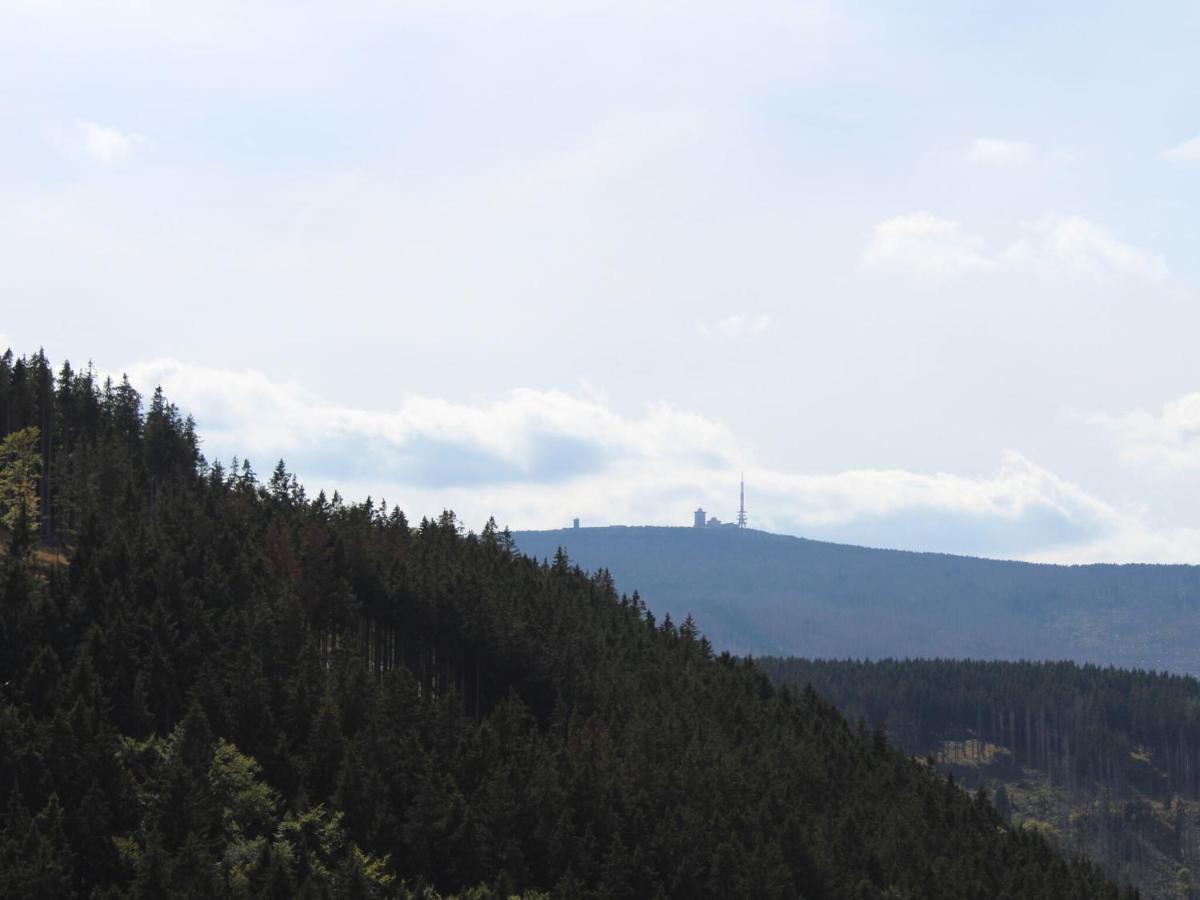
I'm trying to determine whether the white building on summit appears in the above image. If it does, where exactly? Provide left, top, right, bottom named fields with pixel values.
left=692, top=476, right=748, bottom=529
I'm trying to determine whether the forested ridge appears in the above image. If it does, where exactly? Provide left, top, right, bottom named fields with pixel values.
left=514, top=526, right=1200, bottom=673
left=0, top=349, right=1134, bottom=898
left=759, top=658, right=1200, bottom=799
left=761, top=658, right=1200, bottom=898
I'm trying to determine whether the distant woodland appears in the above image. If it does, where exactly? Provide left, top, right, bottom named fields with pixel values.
left=515, top=526, right=1200, bottom=673
left=0, top=348, right=1135, bottom=897
left=762, top=658, right=1200, bottom=899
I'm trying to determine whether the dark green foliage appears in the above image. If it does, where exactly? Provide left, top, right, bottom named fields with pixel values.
left=758, top=657, right=1200, bottom=801
left=760, top=656, right=1200, bottom=897
left=0, top=349, right=1136, bottom=898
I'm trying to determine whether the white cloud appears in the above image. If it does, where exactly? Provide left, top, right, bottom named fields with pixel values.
left=1010, top=214, right=1169, bottom=285
left=1028, top=526, right=1200, bottom=566
left=965, top=139, right=1085, bottom=167
left=1091, top=392, right=1200, bottom=470
left=866, top=211, right=1169, bottom=286
left=77, top=121, right=147, bottom=164
left=697, top=314, right=771, bottom=337
left=109, top=356, right=1196, bottom=563
left=761, top=452, right=1103, bottom=527
left=1162, top=136, right=1200, bottom=162
left=966, top=138, right=1033, bottom=166
left=121, top=357, right=746, bottom=489
left=862, top=212, right=994, bottom=279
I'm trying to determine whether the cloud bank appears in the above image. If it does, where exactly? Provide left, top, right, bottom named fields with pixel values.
left=865, top=212, right=1169, bottom=285
left=113, top=358, right=1200, bottom=564
left=1092, top=392, right=1200, bottom=470
left=862, top=212, right=993, bottom=279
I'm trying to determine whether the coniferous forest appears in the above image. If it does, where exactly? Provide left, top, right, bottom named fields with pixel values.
left=0, top=348, right=1138, bottom=897
left=761, top=658, right=1200, bottom=898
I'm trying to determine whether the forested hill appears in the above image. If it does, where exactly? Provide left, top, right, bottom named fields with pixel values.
left=760, top=658, right=1200, bottom=898
left=0, top=349, right=1136, bottom=897
left=514, top=526, right=1200, bottom=672
left=759, top=659, right=1200, bottom=797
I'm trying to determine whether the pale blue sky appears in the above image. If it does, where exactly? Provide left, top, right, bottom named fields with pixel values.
left=4, top=1, right=1200, bottom=561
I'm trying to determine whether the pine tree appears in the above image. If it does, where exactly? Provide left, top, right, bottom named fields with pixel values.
left=0, top=426, right=42, bottom=534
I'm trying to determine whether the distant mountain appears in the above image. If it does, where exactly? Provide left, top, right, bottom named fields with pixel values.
left=513, top=526, right=1200, bottom=673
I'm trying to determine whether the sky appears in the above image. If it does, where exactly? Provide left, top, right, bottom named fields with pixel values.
left=3, top=1, right=1200, bottom=563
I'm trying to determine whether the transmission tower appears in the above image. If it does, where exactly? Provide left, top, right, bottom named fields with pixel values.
left=736, top=473, right=748, bottom=528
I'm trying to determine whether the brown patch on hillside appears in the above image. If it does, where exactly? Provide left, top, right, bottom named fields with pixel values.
left=0, top=527, right=71, bottom=570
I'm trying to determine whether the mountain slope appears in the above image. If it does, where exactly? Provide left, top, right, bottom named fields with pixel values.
left=0, top=348, right=1136, bottom=897
left=514, top=526, right=1200, bottom=671
left=760, top=657, right=1200, bottom=898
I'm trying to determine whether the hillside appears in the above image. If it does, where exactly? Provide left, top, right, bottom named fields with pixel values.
left=760, top=658, right=1200, bottom=899
left=514, top=526, right=1200, bottom=672
left=0, top=348, right=1135, bottom=897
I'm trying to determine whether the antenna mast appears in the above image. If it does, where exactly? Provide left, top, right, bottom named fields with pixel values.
left=737, top=473, right=747, bottom=528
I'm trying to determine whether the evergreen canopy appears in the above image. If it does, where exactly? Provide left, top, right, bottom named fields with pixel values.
left=0, top=349, right=1135, bottom=899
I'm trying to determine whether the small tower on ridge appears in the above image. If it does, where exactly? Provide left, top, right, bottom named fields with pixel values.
left=736, top=473, right=748, bottom=529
